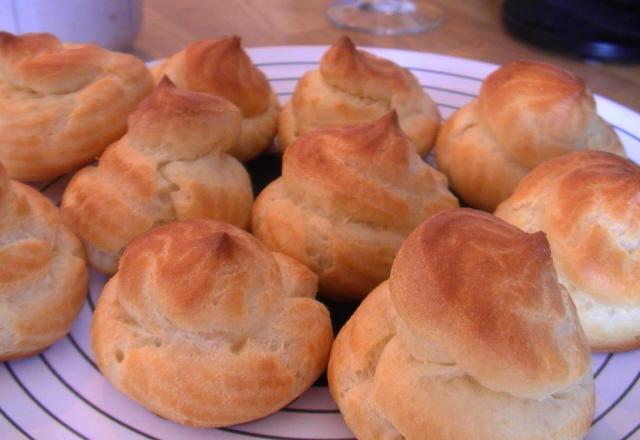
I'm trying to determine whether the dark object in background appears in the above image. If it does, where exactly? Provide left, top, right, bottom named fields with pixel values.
left=502, top=0, right=640, bottom=62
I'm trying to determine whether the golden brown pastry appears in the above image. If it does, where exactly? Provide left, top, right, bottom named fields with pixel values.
left=329, top=209, right=595, bottom=440
left=496, top=151, right=640, bottom=352
left=279, top=36, right=440, bottom=156
left=92, top=220, right=333, bottom=427
left=252, top=112, right=458, bottom=301
left=0, top=162, right=88, bottom=361
left=152, top=36, right=279, bottom=162
left=0, top=32, right=153, bottom=181
left=61, top=78, right=253, bottom=275
left=435, top=60, right=625, bottom=211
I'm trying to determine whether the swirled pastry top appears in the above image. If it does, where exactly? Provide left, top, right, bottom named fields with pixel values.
left=496, top=151, right=640, bottom=351
left=252, top=112, right=457, bottom=301
left=283, top=111, right=454, bottom=229
left=153, top=36, right=279, bottom=161
left=328, top=209, right=594, bottom=440
left=0, top=162, right=87, bottom=361
left=92, top=220, right=332, bottom=427
left=390, top=209, right=590, bottom=397
left=61, top=78, right=253, bottom=275
left=0, top=32, right=153, bottom=180
left=435, top=60, right=624, bottom=211
left=278, top=36, right=440, bottom=155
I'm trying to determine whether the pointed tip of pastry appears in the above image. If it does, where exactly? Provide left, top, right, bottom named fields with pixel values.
left=148, top=75, right=180, bottom=105
left=364, top=110, right=405, bottom=141
left=216, top=35, right=242, bottom=51
left=333, top=35, right=356, bottom=51
left=131, top=71, right=241, bottom=139
left=376, top=110, right=400, bottom=129
left=185, top=35, right=244, bottom=61
left=157, top=75, right=176, bottom=90
left=324, top=35, right=357, bottom=60
left=321, top=36, right=361, bottom=75
left=209, top=230, right=236, bottom=256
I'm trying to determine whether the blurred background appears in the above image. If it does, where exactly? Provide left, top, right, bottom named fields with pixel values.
left=136, top=0, right=640, bottom=112
left=2, top=0, right=638, bottom=112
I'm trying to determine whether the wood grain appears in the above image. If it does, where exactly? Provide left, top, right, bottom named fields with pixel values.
left=133, top=0, right=640, bottom=113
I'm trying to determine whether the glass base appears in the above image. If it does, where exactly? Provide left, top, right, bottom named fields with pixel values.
left=325, top=1, right=443, bottom=36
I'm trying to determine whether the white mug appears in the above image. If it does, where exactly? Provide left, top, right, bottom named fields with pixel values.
left=0, top=0, right=142, bottom=51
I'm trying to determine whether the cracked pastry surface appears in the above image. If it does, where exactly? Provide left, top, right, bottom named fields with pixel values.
left=91, top=220, right=333, bottom=427
left=0, top=162, right=88, bottom=361
left=496, top=151, right=640, bottom=352
left=153, top=36, right=279, bottom=162
left=435, top=60, right=625, bottom=211
left=0, top=32, right=153, bottom=181
left=61, top=78, right=253, bottom=274
left=278, top=36, right=440, bottom=156
left=252, top=111, right=458, bottom=301
left=328, top=209, right=594, bottom=440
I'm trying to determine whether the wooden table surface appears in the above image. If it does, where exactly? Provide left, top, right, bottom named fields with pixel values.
left=133, top=0, right=640, bottom=114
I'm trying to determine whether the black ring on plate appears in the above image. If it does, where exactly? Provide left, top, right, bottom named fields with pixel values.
left=594, top=353, right=614, bottom=379
left=620, top=421, right=640, bottom=440
left=614, top=126, right=640, bottom=144
left=66, top=331, right=99, bottom=371
left=0, top=407, right=35, bottom=440
left=39, top=352, right=160, bottom=440
left=86, top=288, right=97, bottom=311
left=4, top=362, right=89, bottom=440
left=592, top=369, right=640, bottom=426
left=62, top=288, right=99, bottom=371
left=37, top=175, right=64, bottom=193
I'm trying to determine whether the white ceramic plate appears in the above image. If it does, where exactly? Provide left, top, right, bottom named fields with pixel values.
left=1, top=46, right=639, bottom=440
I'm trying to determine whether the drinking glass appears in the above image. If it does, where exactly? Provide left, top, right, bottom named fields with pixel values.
left=325, top=0, right=443, bottom=35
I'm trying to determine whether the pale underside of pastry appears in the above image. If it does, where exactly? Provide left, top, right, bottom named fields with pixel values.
left=496, top=151, right=640, bottom=352
left=92, top=220, right=333, bottom=427
left=152, top=36, right=280, bottom=162
left=61, top=79, right=253, bottom=275
left=253, top=112, right=458, bottom=301
left=0, top=31, right=153, bottom=181
left=435, top=60, right=625, bottom=212
left=0, top=163, right=88, bottom=361
left=329, top=209, right=594, bottom=440
left=278, top=36, right=441, bottom=156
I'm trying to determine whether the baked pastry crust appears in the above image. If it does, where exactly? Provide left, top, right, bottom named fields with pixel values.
left=278, top=36, right=440, bottom=156
left=153, top=36, right=279, bottom=162
left=496, top=151, right=640, bottom=351
left=253, top=112, right=458, bottom=301
left=435, top=60, right=625, bottom=211
left=61, top=78, right=253, bottom=275
left=0, top=163, right=88, bottom=361
left=329, top=209, right=594, bottom=440
left=91, top=220, right=333, bottom=427
left=0, top=32, right=153, bottom=181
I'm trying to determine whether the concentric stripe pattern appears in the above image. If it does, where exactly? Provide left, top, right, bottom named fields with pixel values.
left=1, top=46, right=639, bottom=440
